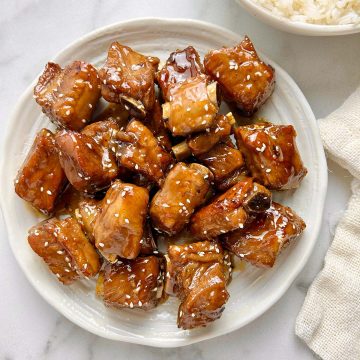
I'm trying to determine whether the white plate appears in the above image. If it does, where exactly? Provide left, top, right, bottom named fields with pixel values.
left=236, top=0, right=360, bottom=36
left=0, top=18, right=327, bottom=347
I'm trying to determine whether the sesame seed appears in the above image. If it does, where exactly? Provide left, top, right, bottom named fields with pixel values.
left=44, top=241, right=49, bottom=247
left=114, top=213, right=119, bottom=218
left=98, top=242, right=104, bottom=247
left=40, top=187, right=44, bottom=192
left=124, top=218, right=129, bottom=224
left=65, top=110, right=70, bottom=116
left=46, top=190, right=52, bottom=195
left=129, top=302, right=134, bottom=308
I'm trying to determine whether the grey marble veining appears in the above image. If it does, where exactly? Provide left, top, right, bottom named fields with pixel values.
left=0, top=0, right=358, bottom=359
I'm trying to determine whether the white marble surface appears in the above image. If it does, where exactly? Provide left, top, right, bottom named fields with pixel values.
left=0, top=0, right=359, bottom=359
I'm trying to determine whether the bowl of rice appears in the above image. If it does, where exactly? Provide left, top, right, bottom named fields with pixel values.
left=235, top=0, right=360, bottom=35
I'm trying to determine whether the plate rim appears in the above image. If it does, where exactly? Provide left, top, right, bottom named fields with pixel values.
left=0, top=17, right=328, bottom=347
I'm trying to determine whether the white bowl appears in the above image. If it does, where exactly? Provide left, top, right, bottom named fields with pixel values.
left=0, top=18, right=327, bottom=347
left=236, top=0, right=360, bottom=36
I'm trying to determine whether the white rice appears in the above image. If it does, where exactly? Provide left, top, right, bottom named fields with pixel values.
left=253, top=0, right=360, bottom=25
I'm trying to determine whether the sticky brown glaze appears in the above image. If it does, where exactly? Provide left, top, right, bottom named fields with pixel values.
left=216, top=167, right=249, bottom=192
left=34, top=61, right=101, bottom=131
left=204, top=36, right=275, bottom=116
left=54, top=185, right=86, bottom=217
left=116, top=120, right=173, bottom=186
left=163, top=75, right=219, bottom=136
left=167, top=241, right=230, bottom=330
left=156, top=46, right=204, bottom=101
left=222, top=202, right=306, bottom=268
left=96, top=256, right=163, bottom=310
left=82, top=119, right=130, bottom=181
left=93, top=180, right=149, bottom=260
left=143, top=99, right=172, bottom=151
left=98, top=42, right=159, bottom=118
left=93, top=103, right=130, bottom=130
left=140, top=221, right=157, bottom=255
left=75, top=198, right=101, bottom=244
left=197, top=142, right=245, bottom=186
left=56, top=217, right=101, bottom=277
left=28, top=218, right=79, bottom=284
left=235, top=122, right=307, bottom=190
left=55, top=129, right=119, bottom=193
left=187, top=114, right=234, bottom=157
left=150, top=163, right=213, bottom=235
left=15, top=128, right=67, bottom=215
left=190, top=177, right=271, bottom=240
left=82, top=119, right=119, bottom=152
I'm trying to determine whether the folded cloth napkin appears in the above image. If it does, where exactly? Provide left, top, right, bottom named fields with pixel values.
left=296, top=86, right=360, bottom=360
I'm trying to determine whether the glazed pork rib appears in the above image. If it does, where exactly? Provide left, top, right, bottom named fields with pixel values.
left=172, top=113, right=235, bottom=161
left=235, top=122, right=307, bottom=190
left=150, top=162, right=213, bottom=235
left=204, top=36, right=275, bottom=116
left=116, top=119, right=173, bottom=186
left=222, top=202, right=306, bottom=268
left=197, top=141, right=245, bottom=190
left=162, top=75, right=219, bottom=136
left=15, top=128, right=67, bottom=215
left=55, top=129, right=119, bottom=193
left=34, top=61, right=101, bottom=130
left=156, top=46, right=204, bottom=102
left=190, top=177, right=271, bottom=240
left=96, top=256, right=163, bottom=310
left=28, top=217, right=101, bottom=284
left=166, top=241, right=230, bottom=329
left=93, top=180, right=149, bottom=260
left=99, top=42, right=159, bottom=118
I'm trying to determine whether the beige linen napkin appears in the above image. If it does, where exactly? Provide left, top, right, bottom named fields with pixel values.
left=296, top=87, right=360, bottom=360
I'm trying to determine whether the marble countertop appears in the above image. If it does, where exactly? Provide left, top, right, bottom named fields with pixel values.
left=1, top=0, right=359, bottom=359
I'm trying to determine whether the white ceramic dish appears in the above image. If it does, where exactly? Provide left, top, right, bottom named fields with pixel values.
left=236, top=0, right=360, bottom=36
left=0, top=18, right=327, bottom=347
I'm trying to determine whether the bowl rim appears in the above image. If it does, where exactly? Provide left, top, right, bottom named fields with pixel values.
left=235, top=0, right=360, bottom=36
left=0, top=17, right=328, bottom=347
